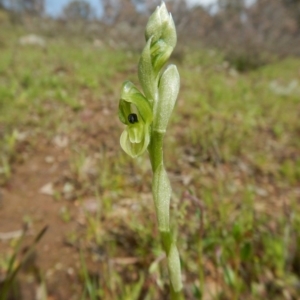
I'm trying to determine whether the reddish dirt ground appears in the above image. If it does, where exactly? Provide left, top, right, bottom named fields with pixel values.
left=0, top=137, right=82, bottom=299
left=0, top=95, right=122, bottom=299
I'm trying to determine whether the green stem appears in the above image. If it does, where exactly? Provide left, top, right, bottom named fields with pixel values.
left=161, top=231, right=184, bottom=300
left=198, top=238, right=204, bottom=298
left=148, top=130, right=184, bottom=300
left=148, top=130, right=164, bottom=172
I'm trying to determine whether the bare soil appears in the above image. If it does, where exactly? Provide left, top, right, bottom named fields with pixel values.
left=0, top=135, right=82, bottom=299
left=0, top=65, right=132, bottom=297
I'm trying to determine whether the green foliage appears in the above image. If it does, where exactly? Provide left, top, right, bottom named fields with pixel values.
left=0, top=227, right=47, bottom=300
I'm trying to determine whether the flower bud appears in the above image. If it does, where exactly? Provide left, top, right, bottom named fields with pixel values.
left=145, top=2, right=176, bottom=49
left=138, top=38, right=157, bottom=102
left=150, top=40, right=173, bottom=73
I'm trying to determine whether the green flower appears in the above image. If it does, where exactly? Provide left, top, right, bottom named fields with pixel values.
left=118, top=3, right=183, bottom=296
left=138, top=2, right=177, bottom=103
left=119, top=81, right=153, bottom=158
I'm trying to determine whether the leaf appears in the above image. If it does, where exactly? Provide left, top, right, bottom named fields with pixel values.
left=167, top=243, right=183, bottom=292
left=153, top=65, right=180, bottom=132
left=240, top=242, right=252, bottom=261
left=152, top=164, right=171, bottom=231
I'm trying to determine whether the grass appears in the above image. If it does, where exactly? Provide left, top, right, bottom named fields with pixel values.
left=0, top=22, right=300, bottom=299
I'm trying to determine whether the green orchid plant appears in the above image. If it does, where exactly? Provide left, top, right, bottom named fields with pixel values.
left=118, top=2, right=183, bottom=298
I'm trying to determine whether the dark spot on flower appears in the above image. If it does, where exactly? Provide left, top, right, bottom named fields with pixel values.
left=128, top=113, right=138, bottom=124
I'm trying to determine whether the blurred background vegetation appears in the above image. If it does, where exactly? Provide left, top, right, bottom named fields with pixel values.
left=1, top=0, right=300, bottom=69
left=0, top=0, right=300, bottom=299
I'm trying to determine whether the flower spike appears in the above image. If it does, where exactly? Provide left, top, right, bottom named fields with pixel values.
left=118, top=2, right=183, bottom=297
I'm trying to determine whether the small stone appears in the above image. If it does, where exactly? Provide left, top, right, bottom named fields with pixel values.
left=53, top=135, right=69, bottom=148
left=39, top=183, right=54, bottom=196
left=63, top=182, right=74, bottom=194
left=82, top=198, right=98, bottom=213
left=19, top=34, right=46, bottom=47
left=67, top=267, right=74, bottom=276
left=255, top=187, right=268, bottom=197
left=45, top=156, right=55, bottom=163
